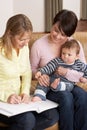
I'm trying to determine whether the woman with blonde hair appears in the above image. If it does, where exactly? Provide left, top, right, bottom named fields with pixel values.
left=0, top=14, right=35, bottom=130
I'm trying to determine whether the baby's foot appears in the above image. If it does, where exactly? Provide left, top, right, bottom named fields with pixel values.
left=31, top=96, right=42, bottom=102
left=51, top=78, right=60, bottom=89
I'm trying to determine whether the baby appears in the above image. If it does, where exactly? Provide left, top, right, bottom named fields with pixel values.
left=32, top=39, right=87, bottom=101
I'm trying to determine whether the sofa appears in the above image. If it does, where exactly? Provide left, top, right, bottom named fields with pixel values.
left=30, top=31, right=87, bottom=93
left=0, top=32, right=87, bottom=130
left=30, top=31, right=87, bottom=130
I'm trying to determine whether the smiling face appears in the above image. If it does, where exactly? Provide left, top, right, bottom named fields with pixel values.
left=50, top=23, right=68, bottom=45
left=11, top=31, right=32, bottom=51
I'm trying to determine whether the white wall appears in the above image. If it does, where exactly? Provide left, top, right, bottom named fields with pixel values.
left=0, top=0, right=81, bottom=35
left=13, top=0, right=45, bottom=33
left=0, top=0, right=13, bottom=36
left=63, top=0, right=81, bottom=19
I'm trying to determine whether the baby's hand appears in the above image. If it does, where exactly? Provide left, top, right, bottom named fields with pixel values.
left=79, top=77, right=87, bottom=83
left=56, top=66, right=67, bottom=76
left=35, top=71, right=41, bottom=79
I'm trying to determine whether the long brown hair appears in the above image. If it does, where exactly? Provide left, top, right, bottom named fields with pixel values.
left=0, top=14, right=33, bottom=60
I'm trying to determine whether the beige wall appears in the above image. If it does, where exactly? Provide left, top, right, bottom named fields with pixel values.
left=63, top=0, right=80, bottom=19
left=0, top=0, right=13, bottom=36
left=0, top=0, right=81, bottom=35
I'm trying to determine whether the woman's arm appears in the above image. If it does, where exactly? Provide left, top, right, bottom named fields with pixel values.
left=30, top=41, right=41, bottom=79
left=78, top=41, right=86, bottom=63
left=56, top=41, right=86, bottom=82
left=30, top=41, right=50, bottom=86
left=20, top=46, right=32, bottom=101
left=66, top=41, right=86, bottom=81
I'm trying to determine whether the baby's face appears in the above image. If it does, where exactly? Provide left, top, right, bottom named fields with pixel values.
left=61, top=48, right=78, bottom=64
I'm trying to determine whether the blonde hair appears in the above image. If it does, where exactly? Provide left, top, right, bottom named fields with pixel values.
left=0, top=14, right=33, bottom=60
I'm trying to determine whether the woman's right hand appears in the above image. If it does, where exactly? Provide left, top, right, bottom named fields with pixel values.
left=7, top=94, right=21, bottom=104
left=37, top=74, right=50, bottom=87
left=79, top=77, right=87, bottom=83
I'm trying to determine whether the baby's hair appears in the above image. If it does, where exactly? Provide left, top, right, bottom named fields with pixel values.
left=61, top=39, right=80, bottom=55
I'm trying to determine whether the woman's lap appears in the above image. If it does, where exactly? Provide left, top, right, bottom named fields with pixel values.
left=47, top=90, right=74, bottom=130
left=0, top=112, right=36, bottom=130
left=1, top=86, right=87, bottom=130
left=34, top=108, right=59, bottom=130
left=72, top=85, right=87, bottom=130
left=46, top=85, right=87, bottom=130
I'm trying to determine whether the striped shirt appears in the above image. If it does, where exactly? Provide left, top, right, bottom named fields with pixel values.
left=39, top=58, right=87, bottom=83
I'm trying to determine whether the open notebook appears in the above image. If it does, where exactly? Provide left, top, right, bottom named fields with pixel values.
left=0, top=99, right=58, bottom=117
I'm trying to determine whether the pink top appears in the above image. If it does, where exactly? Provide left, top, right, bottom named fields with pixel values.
left=30, top=34, right=86, bottom=82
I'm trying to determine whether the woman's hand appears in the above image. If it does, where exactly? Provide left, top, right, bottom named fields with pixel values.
left=7, top=93, right=30, bottom=104
left=37, top=74, right=50, bottom=87
left=56, top=66, right=68, bottom=76
left=79, top=77, right=87, bottom=83
left=35, top=71, right=42, bottom=79
left=7, top=94, right=21, bottom=104
left=20, top=93, right=31, bottom=103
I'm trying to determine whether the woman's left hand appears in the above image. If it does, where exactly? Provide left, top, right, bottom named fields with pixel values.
left=56, top=66, right=68, bottom=76
left=79, top=77, right=87, bottom=83
left=20, top=93, right=31, bottom=103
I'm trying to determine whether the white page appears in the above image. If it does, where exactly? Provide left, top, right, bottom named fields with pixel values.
left=0, top=99, right=58, bottom=117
